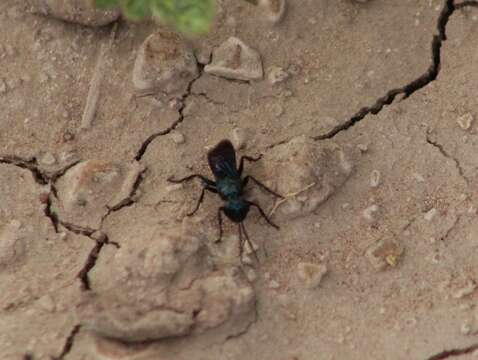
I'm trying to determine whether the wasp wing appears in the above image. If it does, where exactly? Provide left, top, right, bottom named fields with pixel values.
left=207, top=139, right=238, bottom=179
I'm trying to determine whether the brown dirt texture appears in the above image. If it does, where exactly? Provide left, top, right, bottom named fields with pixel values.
left=1, top=0, right=478, bottom=359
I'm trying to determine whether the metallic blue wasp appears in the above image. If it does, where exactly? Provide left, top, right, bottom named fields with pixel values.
left=168, top=139, right=283, bottom=258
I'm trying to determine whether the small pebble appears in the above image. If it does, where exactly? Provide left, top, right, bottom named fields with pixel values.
left=231, top=127, right=247, bottom=150
left=267, top=66, right=289, bottom=85
left=269, top=280, right=280, bottom=289
left=366, top=237, right=403, bottom=271
left=453, top=281, right=477, bottom=299
left=362, top=204, right=379, bottom=223
left=460, top=322, right=472, bottom=335
left=258, top=0, right=287, bottom=23
left=424, top=208, right=438, bottom=222
left=170, top=132, right=185, bottom=144
left=370, top=170, right=381, bottom=188
left=357, top=143, right=368, bottom=153
left=297, top=262, right=328, bottom=289
left=456, top=113, right=474, bottom=131
left=39, top=152, right=56, bottom=166
left=245, top=268, right=257, bottom=282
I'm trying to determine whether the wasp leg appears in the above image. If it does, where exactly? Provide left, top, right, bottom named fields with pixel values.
left=238, top=223, right=244, bottom=261
left=243, top=176, right=284, bottom=199
left=215, top=207, right=225, bottom=243
left=238, top=155, right=262, bottom=175
left=187, top=186, right=217, bottom=216
left=241, top=222, right=259, bottom=263
left=248, top=201, right=280, bottom=230
left=167, top=174, right=216, bottom=187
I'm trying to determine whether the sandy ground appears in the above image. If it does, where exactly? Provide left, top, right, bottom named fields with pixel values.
left=1, top=0, right=478, bottom=359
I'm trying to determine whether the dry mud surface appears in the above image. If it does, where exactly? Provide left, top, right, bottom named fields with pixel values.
left=1, top=0, right=478, bottom=359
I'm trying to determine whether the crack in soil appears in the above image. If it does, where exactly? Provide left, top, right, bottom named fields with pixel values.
left=426, top=135, right=469, bottom=184
left=100, top=166, right=147, bottom=225
left=427, top=342, right=478, bottom=359
left=77, top=239, right=106, bottom=291
left=134, top=63, right=206, bottom=162
left=51, top=324, right=81, bottom=360
left=0, top=156, right=49, bottom=185
left=314, top=0, right=456, bottom=140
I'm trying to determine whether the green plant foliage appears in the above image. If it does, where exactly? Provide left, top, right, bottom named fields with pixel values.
left=151, top=0, right=214, bottom=35
left=94, top=0, right=214, bottom=35
left=122, top=0, right=151, bottom=20
left=95, top=0, right=119, bottom=9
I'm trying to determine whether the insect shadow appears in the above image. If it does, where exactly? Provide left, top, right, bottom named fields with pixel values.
left=168, top=139, right=283, bottom=260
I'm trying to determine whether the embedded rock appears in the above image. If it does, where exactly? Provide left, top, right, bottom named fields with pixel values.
left=132, top=31, right=198, bottom=99
left=205, top=37, right=263, bottom=81
left=53, top=160, right=144, bottom=229
left=263, top=135, right=356, bottom=218
left=77, top=225, right=256, bottom=343
left=28, top=0, right=120, bottom=27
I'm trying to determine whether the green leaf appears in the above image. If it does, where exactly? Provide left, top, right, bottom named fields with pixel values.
left=151, top=0, right=214, bottom=35
left=95, top=0, right=119, bottom=9
left=121, top=0, right=152, bottom=21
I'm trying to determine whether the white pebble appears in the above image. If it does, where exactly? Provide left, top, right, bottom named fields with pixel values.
left=231, top=127, right=247, bottom=150
left=456, top=113, right=474, bottom=131
left=362, top=204, right=379, bottom=222
left=39, top=152, right=56, bottom=166
left=424, top=208, right=438, bottom=222
left=357, top=143, right=368, bottom=152
left=460, top=322, right=472, bottom=335
left=370, top=170, right=381, bottom=188
left=245, top=268, right=257, bottom=282
left=453, top=281, right=477, bottom=299
left=269, top=280, right=280, bottom=289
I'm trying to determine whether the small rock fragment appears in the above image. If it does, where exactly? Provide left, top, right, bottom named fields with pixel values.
left=262, top=136, right=356, bottom=219
left=205, top=37, right=263, bottom=81
left=357, top=143, right=368, bottom=153
left=456, top=113, right=474, bottom=131
left=370, top=170, right=381, bottom=188
left=460, top=322, right=472, bottom=335
left=27, top=0, right=120, bottom=26
left=267, top=66, right=289, bottom=85
left=424, top=208, right=438, bottom=222
left=231, top=127, right=247, bottom=150
left=366, top=237, right=403, bottom=271
left=362, top=204, right=380, bottom=223
left=297, top=262, right=328, bottom=289
left=170, top=131, right=185, bottom=144
left=269, top=280, right=280, bottom=289
left=259, top=0, right=287, bottom=23
left=453, top=281, right=477, bottom=299
left=132, top=31, right=198, bottom=98
left=39, top=152, right=56, bottom=166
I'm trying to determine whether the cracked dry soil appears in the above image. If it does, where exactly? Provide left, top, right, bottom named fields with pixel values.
left=1, top=0, right=478, bottom=359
